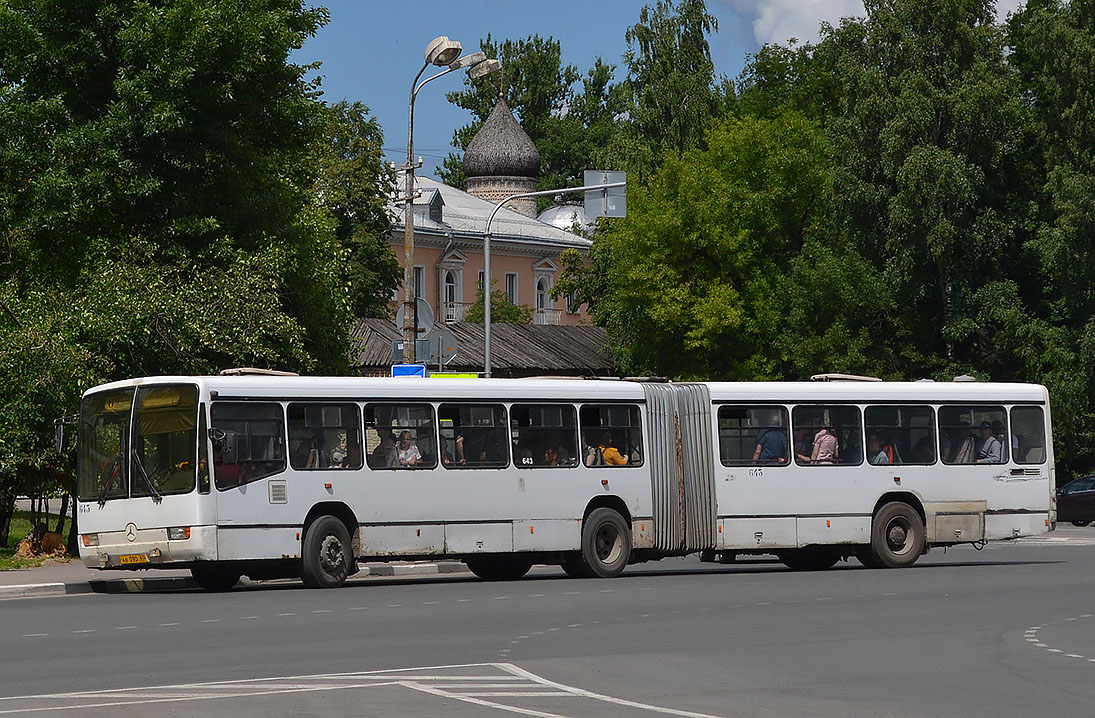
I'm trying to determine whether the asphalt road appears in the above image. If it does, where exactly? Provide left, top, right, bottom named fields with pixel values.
left=2, top=527, right=1094, bottom=717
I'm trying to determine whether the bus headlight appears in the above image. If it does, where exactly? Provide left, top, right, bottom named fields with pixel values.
left=81, top=534, right=99, bottom=547
left=168, top=527, right=191, bottom=540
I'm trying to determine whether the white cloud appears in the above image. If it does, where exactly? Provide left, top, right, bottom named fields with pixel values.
left=723, top=1, right=1030, bottom=48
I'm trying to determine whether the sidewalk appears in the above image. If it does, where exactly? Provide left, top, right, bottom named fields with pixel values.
left=0, top=558, right=469, bottom=601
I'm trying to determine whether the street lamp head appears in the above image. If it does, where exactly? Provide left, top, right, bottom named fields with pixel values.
left=468, top=57, right=502, bottom=80
left=425, top=36, right=462, bottom=67
left=449, top=51, right=486, bottom=70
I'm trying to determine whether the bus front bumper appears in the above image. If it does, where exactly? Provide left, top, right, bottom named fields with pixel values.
left=79, top=525, right=218, bottom=569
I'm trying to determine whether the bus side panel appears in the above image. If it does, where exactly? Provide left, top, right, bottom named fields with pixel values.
left=217, top=526, right=300, bottom=561
left=720, top=517, right=797, bottom=549
left=985, top=512, right=1049, bottom=541
left=359, top=524, right=444, bottom=556
left=512, top=519, right=580, bottom=552
left=444, top=523, right=513, bottom=553
left=796, top=516, right=870, bottom=546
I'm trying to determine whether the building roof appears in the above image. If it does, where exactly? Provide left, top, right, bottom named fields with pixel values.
left=390, top=175, right=591, bottom=250
left=350, top=319, right=615, bottom=377
left=462, top=97, right=541, bottom=179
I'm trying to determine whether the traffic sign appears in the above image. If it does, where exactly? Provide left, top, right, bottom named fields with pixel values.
left=584, top=170, right=626, bottom=218
left=390, top=363, right=427, bottom=377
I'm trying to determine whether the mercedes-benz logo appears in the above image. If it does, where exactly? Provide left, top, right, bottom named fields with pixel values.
left=125, top=523, right=137, bottom=542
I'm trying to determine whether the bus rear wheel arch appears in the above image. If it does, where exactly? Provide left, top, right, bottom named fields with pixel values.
left=863, top=501, right=926, bottom=568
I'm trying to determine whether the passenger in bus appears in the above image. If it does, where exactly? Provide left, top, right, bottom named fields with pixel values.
left=912, top=435, right=935, bottom=463
left=455, top=429, right=505, bottom=465
left=951, top=423, right=977, bottom=463
left=542, top=445, right=561, bottom=467
left=991, top=420, right=1019, bottom=460
left=598, top=432, right=629, bottom=465
left=397, top=431, right=423, bottom=466
left=976, top=421, right=1003, bottom=463
left=841, top=427, right=862, bottom=464
left=371, top=432, right=398, bottom=468
left=867, top=434, right=890, bottom=465
left=810, top=426, right=839, bottom=464
left=305, top=432, right=327, bottom=469
left=583, top=433, right=603, bottom=466
left=793, top=426, right=813, bottom=463
left=752, top=424, right=788, bottom=464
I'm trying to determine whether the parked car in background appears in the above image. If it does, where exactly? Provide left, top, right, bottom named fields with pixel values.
left=1057, top=476, right=1095, bottom=527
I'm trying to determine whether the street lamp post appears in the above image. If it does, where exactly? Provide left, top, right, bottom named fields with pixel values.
left=401, top=37, right=501, bottom=363
left=481, top=180, right=626, bottom=377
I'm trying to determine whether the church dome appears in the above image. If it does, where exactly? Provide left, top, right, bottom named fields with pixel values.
left=463, top=97, right=541, bottom=179
left=537, top=203, right=595, bottom=234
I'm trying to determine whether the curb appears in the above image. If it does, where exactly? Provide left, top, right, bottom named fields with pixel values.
left=0, top=561, right=469, bottom=600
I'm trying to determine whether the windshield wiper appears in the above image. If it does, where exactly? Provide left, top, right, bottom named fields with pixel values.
left=132, top=451, right=163, bottom=504
left=97, top=454, right=121, bottom=507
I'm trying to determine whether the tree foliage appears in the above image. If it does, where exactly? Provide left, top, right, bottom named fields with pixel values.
left=0, top=1, right=395, bottom=537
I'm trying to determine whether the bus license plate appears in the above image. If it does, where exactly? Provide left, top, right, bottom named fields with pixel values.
left=119, top=554, right=148, bottom=565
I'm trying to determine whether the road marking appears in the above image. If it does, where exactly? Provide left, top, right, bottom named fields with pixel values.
left=20, top=634, right=47, bottom=638
left=0, top=663, right=727, bottom=717
left=1025, top=615, right=1095, bottom=664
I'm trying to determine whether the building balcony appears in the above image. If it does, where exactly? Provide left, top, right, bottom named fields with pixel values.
left=533, top=308, right=561, bottom=326
left=442, top=301, right=473, bottom=323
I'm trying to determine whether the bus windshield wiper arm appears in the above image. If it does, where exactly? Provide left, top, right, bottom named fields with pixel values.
left=97, top=454, right=120, bottom=507
left=132, top=451, right=163, bottom=504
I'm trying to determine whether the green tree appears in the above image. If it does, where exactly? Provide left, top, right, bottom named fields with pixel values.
left=464, top=281, right=533, bottom=324
left=570, top=113, right=831, bottom=378
left=0, top=0, right=393, bottom=542
left=314, top=101, right=400, bottom=319
left=620, top=0, right=730, bottom=169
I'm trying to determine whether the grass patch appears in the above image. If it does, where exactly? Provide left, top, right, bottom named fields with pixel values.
left=0, top=510, right=65, bottom=570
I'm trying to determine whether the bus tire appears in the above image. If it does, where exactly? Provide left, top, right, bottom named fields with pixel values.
left=870, top=502, right=924, bottom=568
left=301, top=516, right=351, bottom=588
left=778, top=547, right=840, bottom=571
left=465, top=556, right=532, bottom=581
left=1072, top=520, right=1090, bottom=527
left=190, top=566, right=241, bottom=592
left=580, top=508, right=631, bottom=578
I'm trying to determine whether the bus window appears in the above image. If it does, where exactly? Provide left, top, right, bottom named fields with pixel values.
left=511, top=404, right=579, bottom=468
left=938, top=405, right=1007, bottom=465
left=1010, top=406, right=1046, bottom=464
left=438, top=404, right=508, bottom=468
left=132, top=385, right=199, bottom=498
left=579, top=405, right=643, bottom=467
left=288, top=403, right=363, bottom=470
left=78, top=388, right=133, bottom=502
left=210, top=402, right=286, bottom=489
left=864, top=406, right=935, bottom=465
left=364, top=403, right=436, bottom=469
left=792, top=405, right=862, bottom=466
left=718, top=405, right=789, bottom=466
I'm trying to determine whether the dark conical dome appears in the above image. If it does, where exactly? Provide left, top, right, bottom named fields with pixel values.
left=463, top=97, right=541, bottom=179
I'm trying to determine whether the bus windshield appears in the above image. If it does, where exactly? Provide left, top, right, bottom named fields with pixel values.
left=78, top=384, right=199, bottom=502
left=78, top=388, right=133, bottom=502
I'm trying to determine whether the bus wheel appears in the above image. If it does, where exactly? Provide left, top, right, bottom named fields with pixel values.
left=301, top=516, right=351, bottom=588
left=580, top=508, right=631, bottom=578
left=465, top=556, right=532, bottom=581
left=778, top=547, right=840, bottom=571
left=870, top=502, right=924, bottom=568
left=190, top=566, right=241, bottom=592
left=1073, top=520, right=1090, bottom=527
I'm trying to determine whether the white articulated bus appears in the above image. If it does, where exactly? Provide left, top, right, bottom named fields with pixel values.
left=73, top=373, right=1056, bottom=590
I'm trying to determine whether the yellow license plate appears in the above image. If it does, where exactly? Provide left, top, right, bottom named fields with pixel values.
left=119, top=553, right=148, bottom=565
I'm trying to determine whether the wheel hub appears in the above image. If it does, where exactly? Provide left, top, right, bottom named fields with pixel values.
left=319, top=535, right=344, bottom=573
left=887, top=523, right=908, bottom=550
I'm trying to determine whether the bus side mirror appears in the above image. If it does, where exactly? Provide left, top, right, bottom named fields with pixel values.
left=54, top=415, right=77, bottom=455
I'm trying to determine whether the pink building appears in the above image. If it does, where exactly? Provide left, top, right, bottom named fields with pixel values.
left=389, top=98, right=592, bottom=327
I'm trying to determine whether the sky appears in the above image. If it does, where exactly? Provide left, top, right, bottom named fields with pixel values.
left=296, top=1, right=1026, bottom=179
